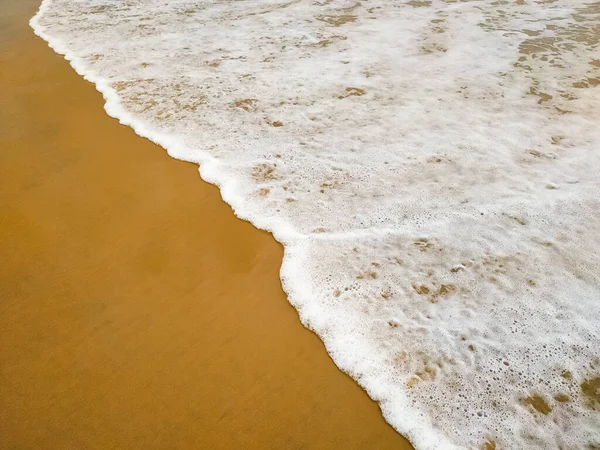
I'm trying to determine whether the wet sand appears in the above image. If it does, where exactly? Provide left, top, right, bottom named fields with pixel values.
left=0, top=1, right=413, bottom=448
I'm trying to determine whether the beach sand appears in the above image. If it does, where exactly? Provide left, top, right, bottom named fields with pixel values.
left=0, top=1, right=413, bottom=448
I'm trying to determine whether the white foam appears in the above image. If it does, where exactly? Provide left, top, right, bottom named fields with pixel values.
left=31, top=0, right=600, bottom=448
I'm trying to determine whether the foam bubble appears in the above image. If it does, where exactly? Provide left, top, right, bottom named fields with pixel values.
left=31, top=0, right=600, bottom=448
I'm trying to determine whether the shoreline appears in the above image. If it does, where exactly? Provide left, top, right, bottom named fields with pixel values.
left=0, top=1, right=413, bottom=449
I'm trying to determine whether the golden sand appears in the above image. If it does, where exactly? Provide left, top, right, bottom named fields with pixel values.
left=0, top=1, right=413, bottom=448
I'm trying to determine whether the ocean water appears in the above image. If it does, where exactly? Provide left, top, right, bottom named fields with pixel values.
left=31, top=0, right=600, bottom=448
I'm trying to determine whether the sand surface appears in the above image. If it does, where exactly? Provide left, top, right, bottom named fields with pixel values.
left=0, top=1, right=413, bottom=448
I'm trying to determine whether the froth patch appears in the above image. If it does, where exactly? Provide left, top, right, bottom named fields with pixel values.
left=299, top=226, right=600, bottom=448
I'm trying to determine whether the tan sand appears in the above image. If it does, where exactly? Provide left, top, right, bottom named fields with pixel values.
left=0, top=1, right=413, bottom=448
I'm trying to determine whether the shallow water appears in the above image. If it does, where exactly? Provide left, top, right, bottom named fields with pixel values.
left=32, top=0, right=600, bottom=448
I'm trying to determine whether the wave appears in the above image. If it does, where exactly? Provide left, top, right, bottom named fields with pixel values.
left=31, top=0, right=600, bottom=448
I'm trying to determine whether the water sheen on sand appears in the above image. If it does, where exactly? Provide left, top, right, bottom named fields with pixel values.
left=32, top=0, right=600, bottom=448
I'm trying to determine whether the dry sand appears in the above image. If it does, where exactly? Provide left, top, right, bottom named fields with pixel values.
left=0, top=1, right=413, bottom=448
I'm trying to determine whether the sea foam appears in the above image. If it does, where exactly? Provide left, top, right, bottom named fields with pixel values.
left=31, top=0, right=600, bottom=448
